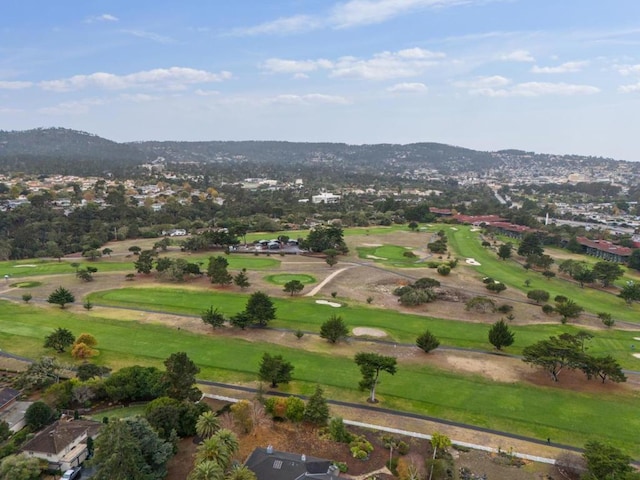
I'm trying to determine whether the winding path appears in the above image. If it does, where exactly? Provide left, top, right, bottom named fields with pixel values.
left=304, top=266, right=353, bottom=297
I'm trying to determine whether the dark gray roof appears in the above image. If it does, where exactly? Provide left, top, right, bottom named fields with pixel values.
left=245, top=447, right=337, bottom=480
left=0, top=388, right=20, bottom=410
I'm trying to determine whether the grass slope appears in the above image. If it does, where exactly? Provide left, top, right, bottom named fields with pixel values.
left=0, top=300, right=638, bottom=454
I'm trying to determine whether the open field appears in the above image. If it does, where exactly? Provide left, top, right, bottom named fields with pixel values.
left=2, top=223, right=640, bottom=458
left=445, top=225, right=640, bottom=323
left=0, top=299, right=638, bottom=454
left=86, top=286, right=640, bottom=368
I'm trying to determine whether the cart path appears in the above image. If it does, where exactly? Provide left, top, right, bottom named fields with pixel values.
left=304, top=266, right=354, bottom=297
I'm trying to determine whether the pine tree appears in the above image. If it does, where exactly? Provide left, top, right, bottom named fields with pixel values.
left=303, top=385, right=330, bottom=426
left=488, top=319, right=515, bottom=350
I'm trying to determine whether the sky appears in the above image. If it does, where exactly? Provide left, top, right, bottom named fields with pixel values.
left=1, top=1, right=640, bottom=161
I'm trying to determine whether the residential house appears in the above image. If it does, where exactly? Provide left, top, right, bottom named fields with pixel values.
left=245, top=446, right=339, bottom=480
left=22, top=418, right=102, bottom=471
left=0, top=387, right=31, bottom=432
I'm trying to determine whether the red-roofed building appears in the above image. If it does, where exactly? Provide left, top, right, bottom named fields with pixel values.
left=576, top=237, right=633, bottom=263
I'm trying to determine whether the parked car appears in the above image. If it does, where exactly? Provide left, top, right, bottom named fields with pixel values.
left=62, top=466, right=82, bottom=480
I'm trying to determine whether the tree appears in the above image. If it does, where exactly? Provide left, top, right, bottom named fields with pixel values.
left=554, top=298, right=584, bottom=323
left=0, top=454, right=41, bottom=480
left=104, top=365, right=165, bottom=403
left=485, top=281, right=506, bottom=293
left=102, top=247, right=113, bottom=257
left=488, top=319, right=515, bottom=351
left=128, top=245, right=142, bottom=255
left=229, top=311, right=251, bottom=330
left=144, top=396, right=208, bottom=439
left=47, top=286, right=75, bottom=308
left=134, top=250, right=155, bottom=274
left=76, top=267, right=95, bottom=282
left=592, top=261, right=625, bottom=287
left=428, top=432, right=452, bottom=480
left=522, top=334, right=584, bottom=382
left=208, top=256, right=232, bottom=286
left=163, top=352, right=202, bottom=402
left=245, top=291, right=276, bottom=327
left=283, top=279, right=305, bottom=296
left=408, top=221, right=419, bottom=232
left=77, top=362, right=111, bottom=381
left=25, top=401, right=53, bottom=429
left=202, top=306, right=226, bottom=329
left=628, top=249, right=640, bottom=271
left=497, top=243, right=513, bottom=260
left=75, top=332, right=97, bottom=347
left=582, top=441, right=638, bottom=480
left=258, top=353, right=294, bottom=388
left=188, top=461, right=224, bottom=480
left=72, top=342, right=97, bottom=360
left=226, top=465, right=257, bottom=480
left=17, top=356, right=61, bottom=389
left=303, top=385, right=330, bottom=426
left=301, top=225, right=347, bottom=253
left=195, top=411, right=220, bottom=439
left=517, top=233, right=543, bottom=257
left=527, top=289, right=550, bottom=304
left=582, top=355, right=627, bottom=384
left=598, top=312, right=615, bottom=327
left=90, top=417, right=173, bottom=480
left=21, top=293, right=32, bottom=303
left=320, top=314, right=349, bottom=344
left=416, top=330, right=440, bottom=353
left=354, top=352, right=397, bottom=403
left=619, top=281, right=640, bottom=305
left=44, top=327, right=75, bottom=352
left=324, top=249, right=338, bottom=268
left=233, top=269, right=250, bottom=289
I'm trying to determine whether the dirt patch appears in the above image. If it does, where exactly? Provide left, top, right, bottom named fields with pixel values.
left=426, top=350, right=527, bottom=383
left=352, top=327, right=387, bottom=338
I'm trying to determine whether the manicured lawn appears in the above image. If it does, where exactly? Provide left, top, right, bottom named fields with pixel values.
left=264, top=274, right=317, bottom=285
left=87, top=287, right=640, bottom=369
left=445, top=226, right=640, bottom=323
left=0, top=259, right=134, bottom=278
left=0, top=300, right=638, bottom=454
left=182, top=254, right=281, bottom=270
left=357, top=245, right=435, bottom=268
left=91, top=404, right=148, bottom=421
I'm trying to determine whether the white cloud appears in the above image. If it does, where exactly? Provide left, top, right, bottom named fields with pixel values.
left=38, top=98, right=106, bottom=115
left=467, top=81, right=600, bottom=97
left=330, top=0, right=482, bottom=28
left=499, top=49, right=535, bottom=62
left=39, top=67, right=232, bottom=92
left=386, top=82, right=428, bottom=93
left=85, top=13, right=119, bottom=23
left=619, top=82, right=640, bottom=93
left=531, top=61, right=589, bottom=74
left=230, top=15, right=321, bottom=36
left=454, top=75, right=510, bottom=88
left=232, top=0, right=491, bottom=35
left=0, top=107, right=22, bottom=114
left=119, top=93, right=158, bottom=102
left=195, top=89, right=220, bottom=96
left=121, top=30, right=174, bottom=44
left=0, top=80, right=33, bottom=89
left=262, top=48, right=444, bottom=80
left=615, top=64, right=640, bottom=76
left=266, top=93, right=351, bottom=105
left=261, top=58, right=333, bottom=74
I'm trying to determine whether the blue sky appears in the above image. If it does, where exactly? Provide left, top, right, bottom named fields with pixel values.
left=1, top=1, right=640, bottom=160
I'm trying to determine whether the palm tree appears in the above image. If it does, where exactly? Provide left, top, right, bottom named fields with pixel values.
left=188, top=460, right=225, bottom=480
left=196, top=411, right=220, bottom=439
left=213, top=429, right=239, bottom=457
left=196, top=437, right=231, bottom=470
left=226, top=465, right=257, bottom=480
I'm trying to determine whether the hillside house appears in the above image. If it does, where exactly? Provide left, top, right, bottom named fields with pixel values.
left=245, top=446, right=339, bottom=480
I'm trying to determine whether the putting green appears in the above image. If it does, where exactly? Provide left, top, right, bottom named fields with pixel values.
left=264, top=273, right=317, bottom=285
left=9, top=281, right=43, bottom=288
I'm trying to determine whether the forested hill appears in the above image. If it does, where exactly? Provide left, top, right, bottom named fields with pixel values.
left=0, top=128, right=150, bottom=175
left=0, top=127, right=626, bottom=177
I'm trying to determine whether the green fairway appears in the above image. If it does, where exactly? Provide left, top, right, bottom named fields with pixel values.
left=0, top=300, right=638, bottom=455
left=181, top=254, right=281, bottom=270
left=445, top=225, right=640, bottom=323
left=264, top=274, right=317, bottom=285
left=87, top=287, right=640, bottom=369
left=357, top=245, right=436, bottom=268
left=0, top=259, right=134, bottom=278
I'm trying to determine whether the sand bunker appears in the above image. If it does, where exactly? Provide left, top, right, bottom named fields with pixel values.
left=362, top=243, right=383, bottom=247
left=315, top=300, right=342, bottom=308
left=633, top=353, right=640, bottom=359
left=352, top=327, right=387, bottom=337
left=634, top=337, right=640, bottom=341
left=367, top=255, right=388, bottom=260
left=465, top=258, right=481, bottom=266
left=13, top=264, right=37, bottom=268
left=450, top=227, right=458, bottom=231
left=470, top=227, right=481, bottom=232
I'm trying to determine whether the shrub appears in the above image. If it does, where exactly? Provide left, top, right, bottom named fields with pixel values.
left=413, top=278, right=440, bottom=289
left=496, top=304, right=513, bottom=314
left=598, top=312, right=615, bottom=327
left=397, top=441, right=410, bottom=455
left=328, top=417, right=352, bottom=443
left=285, top=396, right=305, bottom=422
left=416, top=330, right=440, bottom=353
left=393, top=286, right=413, bottom=297
left=436, top=264, right=451, bottom=276
left=349, top=435, right=374, bottom=459
left=542, top=304, right=554, bottom=315
left=402, top=251, right=417, bottom=258
left=334, top=462, right=348, bottom=473
left=486, top=282, right=506, bottom=293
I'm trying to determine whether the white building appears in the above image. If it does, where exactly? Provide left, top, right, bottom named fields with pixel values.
left=312, top=192, right=341, bottom=204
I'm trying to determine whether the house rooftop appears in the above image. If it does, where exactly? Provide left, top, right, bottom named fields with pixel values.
left=245, top=447, right=338, bottom=480
left=22, top=419, right=102, bottom=455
